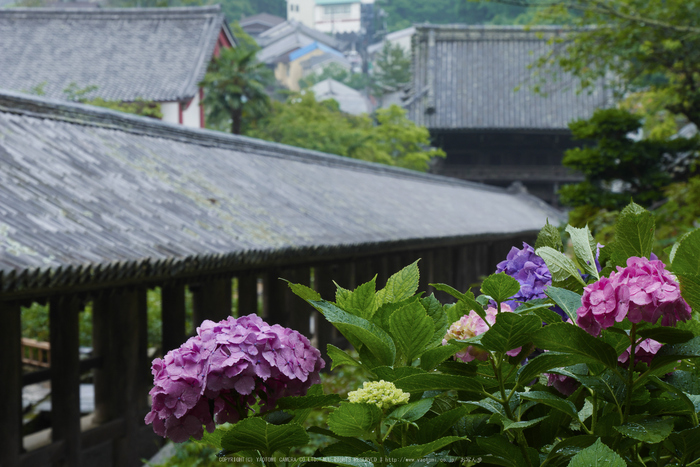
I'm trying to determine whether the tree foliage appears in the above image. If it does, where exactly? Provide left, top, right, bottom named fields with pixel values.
left=247, top=92, right=444, bottom=171
left=371, top=41, right=411, bottom=94
left=299, top=63, right=369, bottom=91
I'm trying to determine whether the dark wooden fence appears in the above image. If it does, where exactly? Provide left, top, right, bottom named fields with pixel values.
left=0, top=235, right=529, bottom=467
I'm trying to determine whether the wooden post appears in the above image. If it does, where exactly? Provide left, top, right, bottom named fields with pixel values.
left=353, top=257, right=374, bottom=286
left=93, top=288, right=150, bottom=466
left=283, top=267, right=311, bottom=337
left=263, top=269, right=287, bottom=326
left=432, top=247, right=455, bottom=303
left=314, top=264, right=341, bottom=363
left=49, top=295, right=82, bottom=467
left=371, top=255, right=388, bottom=289
left=0, top=301, right=22, bottom=467
left=161, top=283, right=186, bottom=353
left=191, top=277, right=232, bottom=325
left=237, top=273, right=259, bottom=316
left=418, top=249, right=434, bottom=295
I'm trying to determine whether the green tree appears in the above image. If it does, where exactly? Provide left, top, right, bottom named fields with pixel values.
left=247, top=92, right=444, bottom=171
left=560, top=107, right=698, bottom=221
left=299, top=63, right=369, bottom=91
left=200, top=45, right=274, bottom=134
left=371, top=41, right=411, bottom=95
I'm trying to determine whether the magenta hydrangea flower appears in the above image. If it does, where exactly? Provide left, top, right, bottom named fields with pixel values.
left=496, top=243, right=552, bottom=308
left=576, top=275, right=630, bottom=336
left=617, top=338, right=663, bottom=368
left=546, top=373, right=579, bottom=396
left=145, top=314, right=324, bottom=442
left=443, top=303, right=523, bottom=362
left=615, top=257, right=692, bottom=327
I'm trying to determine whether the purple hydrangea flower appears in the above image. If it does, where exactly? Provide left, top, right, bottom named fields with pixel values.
left=496, top=242, right=552, bottom=308
left=617, top=338, right=663, bottom=368
left=546, top=373, right=579, bottom=396
left=145, top=314, right=324, bottom=442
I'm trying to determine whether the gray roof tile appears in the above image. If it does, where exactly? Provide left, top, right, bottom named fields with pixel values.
left=0, top=6, right=233, bottom=102
left=406, top=24, right=611, bottom=130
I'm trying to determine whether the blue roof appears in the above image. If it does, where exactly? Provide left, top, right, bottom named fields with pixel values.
left=289, top=41, right=344, bottom=61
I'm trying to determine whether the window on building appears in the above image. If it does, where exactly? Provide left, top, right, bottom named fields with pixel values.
left=323, top=4, right=351, bottom=17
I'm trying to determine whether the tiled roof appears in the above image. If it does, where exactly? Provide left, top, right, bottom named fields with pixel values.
left=289, top=41, right=344, bottom=61
left=0, top=6, right=234, bottom=103
left=0, top=89, right=560, bottom=295
left=256, top=19, right=341, bottom=50
left=311, top=78, right=369, bottom=115
left=239, top=12, right=285, bottom=28
left=406, top=25, right=611, bottom=131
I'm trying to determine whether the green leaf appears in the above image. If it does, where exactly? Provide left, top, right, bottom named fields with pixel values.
left=678, top=274, right=700, bottom=312
left=516, top=300, right=563, bottom=325
left=377, top=260, right=420, bottom=305
left=421, top=294, right=449, bottom=348
left=532, top=322, right=619, bottom=370
left=327, top=344, right=362, bottom=370
left=481, top=273, right=521, bottom=303
left=480, top=312, right=541, bottom=354
left=612, top=201, right=655, bottom=266
left=390, top=373, right=485, bottom=395
left=545, top=286, right=582, bottom=323
left=535, top=219, right=564, bottom=252
left=669, top=231, right=693, bottom=266
left=566, top=225, right=600, bottom=281
left=650, top=336, right=700, bottom=371
left=277, top=394, right=341, bottom=410
left=614, top=417, right=674, bottom=444
left=308, top=426, right=376, bottom=452
left=390, top=437, right=463, bottom=467
left=390, top=301, right=435, bottom=362
left=443, top=300, right=468, bottom=325
left=556, top=369, right=626, bottom=406
left=338, top=277, right=378, bottom=320
left=419, top=342, right=468, bottom=371
left=536, top=247, right=587, bottom=286
left=386, top=398, right=433, bottom=423
left=314, top=457, right=374, bottom=467
left=373, top=366, right=425, bottom=382
left=637, top=326, right=695, bottom=344
left=220, top=418, right=309, bottom=454
left=415, top=406, right=469, bottom=444
left=667, top=426, right=700, bottom=465
left=519, top=391, right=579, bottom=419
left=285, top=280, right=321, bottom=301
left=516, top=351, right=593, bottom=386
left=670, top=228, right=700, bottom=275
left=567, top=438, right=625, bottom=467
left=489, top=413, right=548, bottom=431
left=328, top=402, right=383, bottom=438
left=541, top=436, right=597, bottom=467
left=312, top=300, right=396, bottom=366
left=476, top=435, right=527, bottom=467
left=648, top=375, right=700, bottom=424
left=430, top=284, right=487, bottom=323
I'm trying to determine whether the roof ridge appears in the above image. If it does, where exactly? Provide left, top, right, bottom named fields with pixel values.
left=0, top=89, right=518, bottom=195
left=0, top=5, right=222, bottom=18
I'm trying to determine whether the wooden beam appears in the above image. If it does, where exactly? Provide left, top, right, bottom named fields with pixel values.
left=236, top=273, right=258, bottom=317
left=93, top=288, right=150, bottom=466
left=0, top=301, right=22, bottom=467
left=161, top=283, right=186, bottom=353
left=191, top=277, right=232, bottom=325
left=49, top=295, right=82, bottom=467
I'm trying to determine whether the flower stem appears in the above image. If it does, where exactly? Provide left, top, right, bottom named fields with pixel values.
left=623, top=323, right=637, bottom=424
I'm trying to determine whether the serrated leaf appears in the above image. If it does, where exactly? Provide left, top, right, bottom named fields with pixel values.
left=386, top=398, right=433, bottom=423
left=536, top=247, right=586, bottom=286
left=650, top=336, right=700, bottom=371
left=519, top=391, right=579, bottom=419
left=277, top=394, right=341, bottom=410
left=340, top=277, right=378, bottom=320
left=481, top=273, right=521, bottom=304
left=431, top=284, right=487, bottom=324
left=516, top=351, right=593, bottom=386
left=544, top=286, right=582, bottom=323
left=327, top=344, right=362, bottom=370
left=678, top=274, right=700, bottom=312
left=556, top=369, right=626, bottom=405
left=312, top=300, right=396, bottom=366
left=532, top=322, right=618, bottom=369
left=308, top=426, right=377, bottom=452
left=566, top=225, right=599, bottom=281
left=670, top=228, right=700, bottom=275
left=535, top=219, right=564, bottom=252
left=667, top=426, right=700, bottom=465
left=390, top=373, right=485, bottom=395
left=541, top=435, right=597, bottom=467
left=648, top=375, right=700, bottom=424
left=285, top=280, right=321, bottom=301
left=328, top=402, right=383, bottom=438
left=669, top=231, right=693, bottom=266
left=476, top=435, right=526, bottom=467
left=415, top=406, right=469, bottom=444
left=390, top=437, right=463, bottom=467
left=377, top=260, right=420, bottom=305
left=637, top=326, right=695, bottom=344
left=443, top=300, right=468, bottom=325
left=600, top=329, right=631, bottom=355
left=420, top=342, right=468, bottom=371
left=614, top=417, right=674, bottom=444
left=612, top=201, right=655, bottom=266
left=390, top=301, right=435, bottom=362
left=516, top=301, right=563, bottom=325
left=480, top=312, right=541, bottom=354
left=220, top=418, right=309, bottom=454
left=567, top=438, right=625, bottom=467
left=422, top=294, right=449, bottom=348
left=490, top=413, right=549, bottom=431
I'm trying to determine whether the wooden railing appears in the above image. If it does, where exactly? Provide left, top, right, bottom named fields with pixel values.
left=21, top=338, right=51, bottom=368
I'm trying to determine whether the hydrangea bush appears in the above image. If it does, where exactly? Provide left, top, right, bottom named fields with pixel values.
left=146, top=202, right=700, bottom=466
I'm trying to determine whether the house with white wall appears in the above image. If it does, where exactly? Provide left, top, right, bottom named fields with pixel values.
left=0, top=6, right=235, bottom=129
left=286, top=0, right=373, bottom=34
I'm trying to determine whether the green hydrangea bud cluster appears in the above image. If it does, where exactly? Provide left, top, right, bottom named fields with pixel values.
left=347, top=380, right=410, bottom=410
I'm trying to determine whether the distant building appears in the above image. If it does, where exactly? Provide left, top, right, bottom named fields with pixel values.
left=405, top=25, right=612, bottom=205
left=311, top=78, right=369, bottom=114
left=368, top=26, right=415, bottom=59
left=239, top=12, right=285, bottom=37
left=0, top=6, right=235, bottom=129
left=286, top=0, right=373, bottom=34
left=275, top=41, right=350, bottom=90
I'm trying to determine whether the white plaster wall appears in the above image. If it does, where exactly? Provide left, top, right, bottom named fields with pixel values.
left=161, top=102, right=180, bottom=125
left=182, top=92, right=202, bottom=128
left=315, top=3, right=361, bottom=33
left=287, top=0, right=315, bottom=28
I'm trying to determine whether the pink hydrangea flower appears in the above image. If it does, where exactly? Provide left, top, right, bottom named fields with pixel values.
left=145, top=314, right=324, bottom=442
left=442, top=303, right=522, bottom=362
left=576, top=275, right=630, bottom=336
left=617, top=338, right=663, bottom=368
left=615, top=257, right=691, bottom=327
left=546, top=373, right=579, bottom=396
